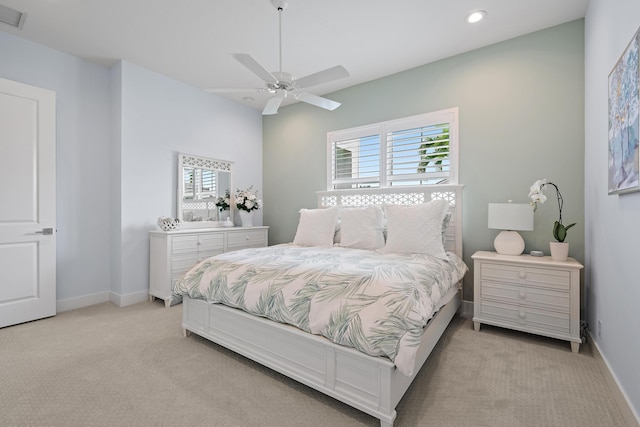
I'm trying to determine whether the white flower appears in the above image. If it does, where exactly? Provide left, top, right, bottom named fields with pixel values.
left=527, top=178, right=576, bottom=242
left=528, top=178, right=547, bottom=211
left=235, top=186, right=262, bottom=212
left=530, top=192, right=547, bottom=204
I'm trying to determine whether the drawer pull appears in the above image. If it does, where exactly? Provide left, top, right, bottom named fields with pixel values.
left=518, top=311, right=526, bottom=320
left=246, top=236, right=250, bottom=240
left=519, top=290, right=526, bottom=300
left=518, top=271, right=526, bottom=279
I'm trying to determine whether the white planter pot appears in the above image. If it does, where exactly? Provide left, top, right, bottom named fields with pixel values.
left=239, top=210, right=254, bottom=227
left=550, top=241, right=569, bottom=261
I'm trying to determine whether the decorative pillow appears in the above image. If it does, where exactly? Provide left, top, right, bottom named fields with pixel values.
left=383, top=200, right=450, bottom=258
left=338, top=206, right=385, bottom=250
left=292, top=207, right=338, bottom=247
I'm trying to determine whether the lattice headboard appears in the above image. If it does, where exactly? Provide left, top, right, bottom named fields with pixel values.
left=317, top=185, right=464, bottom=258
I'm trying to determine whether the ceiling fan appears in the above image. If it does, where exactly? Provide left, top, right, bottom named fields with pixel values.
left=208, top=0, right=349, bottom=115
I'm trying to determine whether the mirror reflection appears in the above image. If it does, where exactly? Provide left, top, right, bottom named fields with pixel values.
left=178, top=154, right=232, bottom=226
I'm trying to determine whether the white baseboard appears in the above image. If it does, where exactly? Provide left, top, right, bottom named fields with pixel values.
left=587, top=332, right=640, bottom=427
left=109, top=290, right=149, bottom=307
left=57, top=290, right=150, bottom=312
left=57, top=291, right=110, bottom=312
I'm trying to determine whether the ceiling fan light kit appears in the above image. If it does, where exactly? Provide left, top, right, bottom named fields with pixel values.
left=211, top=0, right=348, bottom=115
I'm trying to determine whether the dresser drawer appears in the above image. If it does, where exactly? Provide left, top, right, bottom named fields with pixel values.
left=227, top=230, right=267, bottom=250
left=481, top=262, right=571, bottom=291
left=172, top=235, right=199, bottom=255
left=481, top=280, right=570, bottom=312
left=198, top=248, right=224, bottom=262
left=172, top=254, right=199, bottom=277
left=198, top=234, right=224, bottom=251
left=479, top=299, right=571, bottom=335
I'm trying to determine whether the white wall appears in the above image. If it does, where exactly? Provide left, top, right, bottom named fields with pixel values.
left=0, top=32, right=264, bottom=309
left=0, top=32, right=112, bottom=308
left=112, top=60, right=263, bottom=303
left=585, top=0, right=640, bottom=420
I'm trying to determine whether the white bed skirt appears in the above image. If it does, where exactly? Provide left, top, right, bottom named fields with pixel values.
left=182, top=291, right=461, bottom=427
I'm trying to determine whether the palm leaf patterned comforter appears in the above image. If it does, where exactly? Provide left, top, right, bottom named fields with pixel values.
left=173, top=244, right=467, bottom=376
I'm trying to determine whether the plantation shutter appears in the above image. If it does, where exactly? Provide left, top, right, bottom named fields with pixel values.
left=329, top=125, right=381, bottom=189
left=327, top=108, right=458, bottom=189
left=386, top=122, right=450, bottom=186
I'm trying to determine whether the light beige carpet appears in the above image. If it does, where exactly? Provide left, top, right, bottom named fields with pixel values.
left=0, top=301, right=627, bottom=427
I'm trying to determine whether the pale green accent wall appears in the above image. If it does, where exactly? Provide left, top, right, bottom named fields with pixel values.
left=263, top=20, right=585, bottom=301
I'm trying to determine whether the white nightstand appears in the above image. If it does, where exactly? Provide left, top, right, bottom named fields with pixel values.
left=472, top=250, right=583, bottom=353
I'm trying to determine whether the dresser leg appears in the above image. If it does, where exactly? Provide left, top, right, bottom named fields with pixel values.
left=164, top=298, right=171, bottom=308
left=571, top=341, right=580, bottom=353
left=473, top=321, right=480, bottom=332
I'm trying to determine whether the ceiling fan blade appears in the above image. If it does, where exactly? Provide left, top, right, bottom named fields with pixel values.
left=232, top=53, right=279, bottom=84
left=204, top=88, right=266, bottom=94
left=295, top=93, right=341, bottom=111
left=262, top=96, right=284, bottom=115
left=294, top=65, right=349, bottom=89
left=262, top=90, right=287, bottom=115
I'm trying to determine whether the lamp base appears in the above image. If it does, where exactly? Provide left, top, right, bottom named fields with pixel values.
left=494, top=230, right=525, bottom=255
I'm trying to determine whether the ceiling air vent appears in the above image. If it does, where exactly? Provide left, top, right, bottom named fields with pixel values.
left=0, top=4, right=26, bottom=29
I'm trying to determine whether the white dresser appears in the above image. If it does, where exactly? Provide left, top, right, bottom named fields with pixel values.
left=149, top=226, right=268, bottom=307
left=472, top=251, right=583, bottom=352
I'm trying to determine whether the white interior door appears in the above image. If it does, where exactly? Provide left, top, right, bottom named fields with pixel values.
left=0, top=77, right=56, bottom=328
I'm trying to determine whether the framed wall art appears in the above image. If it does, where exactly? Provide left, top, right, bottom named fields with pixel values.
left=608, top=26, right=640, bottom=195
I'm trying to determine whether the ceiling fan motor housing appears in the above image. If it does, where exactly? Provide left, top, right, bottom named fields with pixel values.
left=271, top=0, right=288, bottom=11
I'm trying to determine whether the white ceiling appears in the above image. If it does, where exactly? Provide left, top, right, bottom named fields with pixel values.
left=0, top=0, right=589, bottom=111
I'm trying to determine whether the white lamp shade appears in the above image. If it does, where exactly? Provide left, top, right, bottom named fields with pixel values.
left=488, top=203, right=533, bottom=256
left=488, top=203, right=534, bottom=231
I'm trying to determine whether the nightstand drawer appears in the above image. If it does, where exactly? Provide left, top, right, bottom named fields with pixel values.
left=479, top=299, right=571, bottom=335
left=481, top=280, right=570, bottom=312
left=481, top=262, right=571, bottom=291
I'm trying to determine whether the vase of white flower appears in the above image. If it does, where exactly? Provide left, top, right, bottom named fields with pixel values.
left=239, top=210, right=254, bottom=227
left=528, top=179, right=576, bottom=261
left=235, top=186, right=262, bottom=227
left=215, top=190, right=231, bottom=222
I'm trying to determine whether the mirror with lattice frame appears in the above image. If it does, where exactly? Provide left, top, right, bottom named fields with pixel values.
left=177, top=153, right=233, bottom=228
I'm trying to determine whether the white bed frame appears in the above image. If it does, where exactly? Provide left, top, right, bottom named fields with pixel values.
left=182, top=185, right=464, bottom=427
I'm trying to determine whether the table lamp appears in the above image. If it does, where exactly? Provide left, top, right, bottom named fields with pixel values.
left=488, top=202, right=534, bottom=255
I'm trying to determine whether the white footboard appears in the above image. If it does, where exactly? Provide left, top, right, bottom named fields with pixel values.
left=182, top=293, right=461, bottom=427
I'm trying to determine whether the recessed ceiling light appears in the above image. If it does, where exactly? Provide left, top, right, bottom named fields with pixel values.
left=466, top=10, right=486, bottom=24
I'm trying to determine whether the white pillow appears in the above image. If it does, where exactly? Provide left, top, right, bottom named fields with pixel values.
left=338, top=206, right=385, bottom=250
left=383, top=200, right=450, bottom=258
left=292, top=207, right=338, bottom=247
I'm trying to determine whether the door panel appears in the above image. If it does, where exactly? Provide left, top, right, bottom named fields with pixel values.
left=0, top=77, right=56, bottom=328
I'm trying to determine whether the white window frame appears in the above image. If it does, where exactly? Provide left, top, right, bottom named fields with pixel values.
left=326, top=107, right=459, bottom=190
